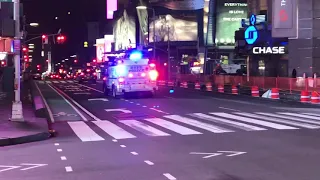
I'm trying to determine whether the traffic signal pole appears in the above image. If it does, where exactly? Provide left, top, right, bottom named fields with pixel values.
left=11, top=0, right=24, bottom=121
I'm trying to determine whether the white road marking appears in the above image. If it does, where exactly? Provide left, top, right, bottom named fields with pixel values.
left=45, top=81, right=52, bottom=84
left=51, top=85, right=101, bottom=121
left=38, top=81, right=44, bottom=84
left=61, top=156, right=67, bottom=160
left=302, top=113, right=320, bottom=117
left=192, top=113, right=266, bottom=131
left=105, top=108, right=132, bottom=113
left=120, top=120, right=170, bottom=136
left=142, top=106, right=147, bottom=108
left=67, top=80, right=74, bottom=83
left=47, top=84, right=88, bottom=121
left=163, top=173, right=177, bottom=180
left=164, top=115, right=234, bottom=133
left=57, top=149, right=62, bottom=152
left=92, top=121, right=136, bottom=139
left=256, top=113, right=320, bottom=125
left=131, top=152, right=138, bottom=155
left=125, top=100, right=129, bottom=101
left=145, top=118, right=202, bottom=135
left=60, top=81, right=66, bottom=83
left=144, top=160, right=154, bottom=165
left=211, top=113, right=297, bottom=130
left=149, top=108, right=169, bottom=114
left=112, top=139, right=118, bottom=142
left=136, top=103, right=140, bottom=105
left=53, top=81, right=59, bottom=83
left=130, top=102, right=134, bottom=103
left=19, top=163, right=48, bottom=171
left=277, top=112, right=320, bottom=121
left=0, top=165, right=21, bottom=172
left=120, top=145, right=126, bottom=148
left=68, top=122, right=104, bottom=142
left=65, top=166, right=73, bottom=172
left=235, top=112, right=320, bottom=129
left=77, top=83, right=104, bottom=93
left=54, top=143, right=59, bottom=146
left=219, top=107, right=241, bottom=112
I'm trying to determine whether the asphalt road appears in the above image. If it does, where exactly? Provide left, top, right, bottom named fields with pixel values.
left=1, top=80, right=320, bottom=180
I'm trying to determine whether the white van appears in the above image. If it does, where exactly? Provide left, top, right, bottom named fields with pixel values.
left=102, top=50, right=158, bottom=98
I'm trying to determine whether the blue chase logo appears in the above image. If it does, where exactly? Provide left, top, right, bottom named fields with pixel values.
left=244, top=15, right=258, bottom=45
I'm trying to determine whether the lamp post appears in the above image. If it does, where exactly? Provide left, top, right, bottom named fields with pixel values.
left=136, top=6, right=156, bottom=60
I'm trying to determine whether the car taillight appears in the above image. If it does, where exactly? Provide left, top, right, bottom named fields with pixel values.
left=149, top=70, right=158, bottom=81
left=128, top=73, right=133, bottom=78
left=149, top=63, right=155, bottom=68
left=141, top=72, right=146, bottom=77
left=93, top=72, right=97, bottom=76
left=118, top=77, right=125, bottom=83
left=80, top=72, right=84, bottom=76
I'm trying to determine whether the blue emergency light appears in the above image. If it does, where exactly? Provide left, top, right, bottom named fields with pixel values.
left=169, top=89, right=174, bottom=93
left=129, top=51, right=142, bottom=60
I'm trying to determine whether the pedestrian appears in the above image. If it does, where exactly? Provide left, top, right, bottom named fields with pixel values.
left=292, top=69, right=297, bottom=78
left=22, top=68, right=32, bottom=102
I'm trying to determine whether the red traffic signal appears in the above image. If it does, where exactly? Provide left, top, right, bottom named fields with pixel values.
left=42, top=35, right=46, bottom=39
left=22, top=47, right=28, bottom=52
left=93, top=59, right=97, bottom=63
left=36, top=65, right=40, bottom=68
left=74, top=59, right=78, bottom=63
left=57, top=35, right=66, bottom=44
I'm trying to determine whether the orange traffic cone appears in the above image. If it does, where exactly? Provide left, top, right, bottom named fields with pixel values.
left=206, top=82, right=212, bottom=92
left=231, top=85, right=238, bottom=95
left=195, top=82, right=201, bottom=90
left=300, top=90, right=310, bottom=103
left=218, top=85, right=224, bottom=93
left=271, top=88, right=279, bottom=99
left=311, top=91, right=320, bottom=104
left=251, top=86, right=259, bottom=97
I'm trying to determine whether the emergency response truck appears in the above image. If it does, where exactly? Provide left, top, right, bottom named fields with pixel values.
left=102, top=50, right=158, bottom=98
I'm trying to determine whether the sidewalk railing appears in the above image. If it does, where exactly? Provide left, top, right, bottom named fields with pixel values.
left=168, top=75, right=320, bottom=93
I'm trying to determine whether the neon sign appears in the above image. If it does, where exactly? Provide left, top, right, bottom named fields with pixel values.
left=244, top=15, right=258, bottom=45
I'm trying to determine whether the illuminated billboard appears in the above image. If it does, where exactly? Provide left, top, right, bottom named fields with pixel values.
left=106, top=0, right=117, bottom=19
left=149, top=14, right=197, bottom=42
left=215, top=1, right=247, bottom=46
left=96, top=38, right=105, bottom=63
left=113, top=10, right=136, bottom=51
left=150, top=0, right=204, bottom=10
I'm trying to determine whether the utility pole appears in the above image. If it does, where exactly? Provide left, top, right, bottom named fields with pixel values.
left=152, top=9, right=156, bottom=60
left=11, top=0, right=24, bottom=121
left=167, top=25, right=170, bottom=81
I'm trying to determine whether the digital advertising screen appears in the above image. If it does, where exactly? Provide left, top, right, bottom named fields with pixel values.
left=215, top=1, right=248, bottom=46
left=149, top=14, right=197, bottom=42
left=113, top=10, right=136, bottom=51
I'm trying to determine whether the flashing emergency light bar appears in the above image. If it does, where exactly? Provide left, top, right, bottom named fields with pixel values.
left=129, top=51, right=142, bottom=60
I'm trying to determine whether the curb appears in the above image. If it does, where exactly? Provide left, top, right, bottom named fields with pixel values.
left=0, top=132, right=51, bottom=147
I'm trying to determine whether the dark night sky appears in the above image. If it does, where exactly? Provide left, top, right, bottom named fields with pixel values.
left=22, top=0, right=108, bottom=68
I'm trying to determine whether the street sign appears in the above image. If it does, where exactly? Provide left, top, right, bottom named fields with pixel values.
left=244, top=15, right=258, bottom=45
left=88, top=98, right=109, bottom=101
left=13, top=40, right=21, bottom=53
left=0, top=163, right=48, bottom=173
left=190, top=151, right=247, bottom=159
left=105, top=108, right=132, bottom=113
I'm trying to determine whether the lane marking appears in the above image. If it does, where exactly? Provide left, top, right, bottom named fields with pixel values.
left=38, top=81, right=44, bottom=84
left=219, top=107, right=241, bottom=112
left=277, top=112, right=320, bottom=120
left=302, top=113, right=320, bottom=117
left=144, top=160, right=154, bottom=165
left=255, top=113, right=320, bottom=125
left=130, top=102, right=134, bottom=103
left=67, top=80, right=74, bottom=83
left=34, top=82, right=55, bottom=123
left=211, top=113, right=298, bottom=130
left=54, top=143, right=59, bottom=146
left=142, top=106, right=147, bottom=108
left=125, top=100, right=129, bottom=101
left=61, top=156, right=67, bottom=160
left=136, top=103, right=140, bottom=105
left=235, top=112, right=319, bottom=129
left=65, top=166, right=73, bottom=172
left=165, top=115, right=234, bottom=133
left=131, top=152, right=138, bottom=155
left=192, top=113, right=266, bottom=131
left=150, top=108, right=169, bottom=114
left=60, top=81, right=66, bottom=83
left=92, top=121, right=136, bottom=139
left=112, top=139, right=118, bottom=142
left=120, top=145, right=126, bottom=148
left=163, top=173, right=177, bottom=180
left=53, top=81, right=59, bottom=83
left=57, top=149, right=62, bottom=152
left=50, top=84, right=102, bottom=121
left=47, top=84, right=88, bottom=121
left=120, top=120, right=170, bottom=137
left=77, top=83, right=104, bottom=93
left=68, top=122, right=104, bottom=142
left=145, top=118, right=202, bottom=135
left=45, top=81, right=52, bottom=84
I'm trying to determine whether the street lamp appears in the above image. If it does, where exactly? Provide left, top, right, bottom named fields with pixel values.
left=136, top=5, right=156, bottom=60
left=29, top=23, right=39, bottom=27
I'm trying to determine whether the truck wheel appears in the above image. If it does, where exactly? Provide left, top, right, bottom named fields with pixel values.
left=112, top=85, right=118, bottom=98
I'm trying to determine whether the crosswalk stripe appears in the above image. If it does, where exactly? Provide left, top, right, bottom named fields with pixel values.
left=211, top=113, right=297, bottom=130
left=53, top=81, right=59, bottom=83
left=120, top=120, right=170, bottom=136
left=235, top=112, right=319, bottom=129
left=164, top=115, right=234, bottom=133
left=192, top=113, right=266, bottom=131
left=92, top=121, right=136, bottom=139
left=60, top=81, right=66, bottom=83
left=67, top=80, right=74, bottom=83
left=68, top=122, right=104, bottom=142
left=45, top=81, right=52, bottom=84
left=302, top=113, right=320, bottom=117
left=255, top=113, right=320, bottom=125
left=145, top=118, right=202, bottom=135
left=277, top=113, right=320, bottom=121
left=38, top=81, right=44, bottom=84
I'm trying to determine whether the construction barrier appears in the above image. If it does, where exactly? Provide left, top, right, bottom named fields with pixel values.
left=311, top=91, right=320, bottom=104
left=182, top=82, right=188, bottom=88
left=231, top=85, right=238, bottom=95
left=300, top=90, right=310, bottom=103
left=206, top=82, right=212, bottom=92
left=168, top=81, right=174, bottom=87
left=195, top=82, right=201, bottom=90
left=218, top=85, right=224, bottom=93
left=251, top=86, right=259, bottom=97
left=271, top=88, right=280, bottom=99
left=158, top=80, right=166, bottom=86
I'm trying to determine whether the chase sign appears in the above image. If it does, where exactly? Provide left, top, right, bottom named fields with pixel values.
left=244, top=15, right=258, bottom=45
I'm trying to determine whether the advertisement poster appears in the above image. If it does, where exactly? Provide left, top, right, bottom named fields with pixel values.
left=113, top=10, right=136, bottom=51
left=149, top=0, right=204, bottom=10
left=215, top=1, right=248, bottom=46
left=136, top=8, right=148, bottom=45
left=149, top=14, right=197, bottom=42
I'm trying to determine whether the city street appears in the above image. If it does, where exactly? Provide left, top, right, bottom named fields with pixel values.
left=1, top=80, right=320, bottom=180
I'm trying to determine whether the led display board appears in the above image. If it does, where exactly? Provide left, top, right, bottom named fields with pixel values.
left=113, top=10, right=136, bottom=51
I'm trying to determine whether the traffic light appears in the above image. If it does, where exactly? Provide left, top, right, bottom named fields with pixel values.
left=84, top=41, right=88, bottom=48
left=57, top=35, right=66, bottom=44
left=37, top=64, right=40, bottom=68
left=22, top=47, right=28, bottom=52
left=42, top=35, right=48, bottom=44
left=93, top=59, right=96, bottom=63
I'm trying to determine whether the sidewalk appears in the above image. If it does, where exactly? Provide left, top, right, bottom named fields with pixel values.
left=0, top=92, right=50, bottom=146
